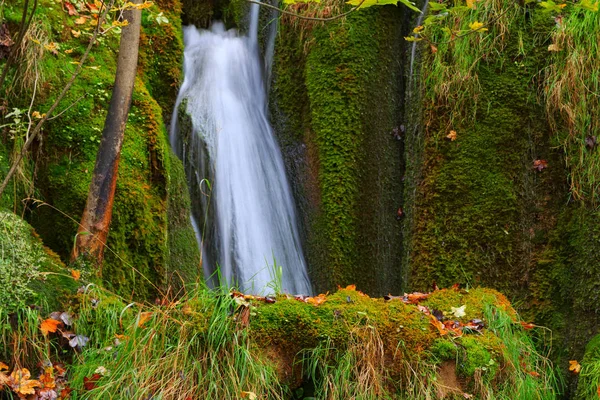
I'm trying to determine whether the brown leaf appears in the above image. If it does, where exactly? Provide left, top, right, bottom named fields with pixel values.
left=64, top=1, right=78, bottom=15
left=83, top=373, right=101, bottom=390
left=430, top=315, right=448, bottom=335
left=532, top=159, right=548, bottom=172
left=40, top=319, right=62, bottom=336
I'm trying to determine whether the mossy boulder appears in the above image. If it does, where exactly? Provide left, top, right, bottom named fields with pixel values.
left=0, top=210, right=78, bottom=313
left=42, top=285, right=557, bottom=398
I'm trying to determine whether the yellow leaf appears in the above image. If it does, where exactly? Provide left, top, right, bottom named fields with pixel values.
left=0, top=362, right=8, bottom=371
left=469, top=21, right=488, bottom=32
left=40, top=319, right=62, bottom=336
left=547, top=43, right=560, bottom=51
left=112, top=19, right=129, bottom=27
left=558, top=3, right=567, bottom=8
left=71, top=29, right=81, bottom=37
left=466, top=0, right=477, bottom=9
left=65, top=48, right=74, bottom=54
left=8, top=368, right=41, bottom=395
left=413, top=25, right=424, bottom=34
left=75, top=16, right=87, bottom=24
left=71, top=269, right=81, bottom=280
left=44, top=42, right=59, bottom=52
left=241, top=391, right=257, bottom=400
left=569, top=360, right=581, bottom=374
left=447, top=130, right=457, bottom=141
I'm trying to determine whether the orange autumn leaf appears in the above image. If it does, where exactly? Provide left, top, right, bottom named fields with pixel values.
left=71, top=269, right=81, bottom=280
left=40, top=319, right=62, bottom=335
left=447, top=130, right=457, bottom=141
left=597, top=384, right=600, bottom=397
left=520, top=321, right=536, bottom=330
left=306, top=293, right=327, bottom=306
left=74, top=16, right=87, bottom=24
left=429, top=315, right=448, bottom=335
left=569, top=360, right=581, bottom=374
left=137, top=312, right=153, bottom=327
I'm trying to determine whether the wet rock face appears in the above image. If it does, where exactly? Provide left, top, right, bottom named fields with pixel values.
left=270, top=7, right=411, bottom=297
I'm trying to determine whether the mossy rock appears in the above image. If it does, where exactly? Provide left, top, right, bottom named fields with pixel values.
left=271, top=6, right=409, bottom=296
left=0, top=210, right=79, bottom=313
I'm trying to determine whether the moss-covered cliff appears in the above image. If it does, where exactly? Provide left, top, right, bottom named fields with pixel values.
left=0, top=0, right=199, bottom=301
left=272, top=6, right=411, bottom=296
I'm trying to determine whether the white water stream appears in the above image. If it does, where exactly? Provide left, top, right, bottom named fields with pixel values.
left=170, top=9, right=311, bottom=295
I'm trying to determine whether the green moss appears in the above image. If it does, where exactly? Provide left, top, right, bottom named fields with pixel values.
left=0, top=210, right=78, bottom=312
left=0, top=0, right=199, bottom=301
left=273, top=7, right=406, bottom=295
left=575, top=334, right=600, bottom=400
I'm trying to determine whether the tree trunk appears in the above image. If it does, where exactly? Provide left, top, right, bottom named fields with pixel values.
left=71, top=3, right=142, bottom=270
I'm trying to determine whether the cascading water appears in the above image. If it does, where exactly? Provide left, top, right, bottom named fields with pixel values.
left=170, top=8, right=312, bottom=295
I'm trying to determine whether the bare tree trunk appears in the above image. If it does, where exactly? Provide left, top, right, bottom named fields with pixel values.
left=71, top=2, right=142, bottom=270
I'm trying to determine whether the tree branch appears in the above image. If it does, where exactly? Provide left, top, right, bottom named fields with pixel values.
left=246, top=0, right=365, bottom=22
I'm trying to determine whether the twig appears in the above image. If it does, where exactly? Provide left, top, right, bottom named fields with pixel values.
left=0, top=0, right=115, bottom=198
left=47, top=94, right=87, bottom=121
left=246, top=0, right=366, bottom=22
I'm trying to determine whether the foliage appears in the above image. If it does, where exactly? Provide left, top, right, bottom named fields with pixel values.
left=0, top=283, right=559, bottom=399
left=0, top=210, right=78, bottom=312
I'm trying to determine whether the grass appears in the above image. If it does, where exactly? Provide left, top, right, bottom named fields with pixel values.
left=0, top=283, right=563, bottom=399
left=544, top=6, right=600, bottom=203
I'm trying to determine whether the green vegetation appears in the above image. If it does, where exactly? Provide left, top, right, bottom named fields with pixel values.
left=272, top=6, right=405, bottom=295
left=0, top=210, right=78, bottom=313
left=0, top=284, right=559, bottom=399
left=0, top=0, right=199, bottom=300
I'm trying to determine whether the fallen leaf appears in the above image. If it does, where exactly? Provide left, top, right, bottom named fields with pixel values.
left=533, top=159, right=548, bottom=171
left=40, top=319, right=62, bottom=336
left=69, top=335, right=90, bottom=348
left=569, top=360, right=581, bottom=374
left=548, top=43, right=560, bottom=51
left=305, top=293, right=327, bottom=306
left=64, top=1, right=78, bottom=15
left=137, top=312, right=153, bottom=327
left=74, top=16, right=88, bottom=25
left=71, top=269, right=81, bottom=280
left=83, top=373, right=101, bottom=390
left=586, top=135, right=597, bottom=150
left=466, top=0, right=477, bottom=8
left=469, top=21, right=488, bottom=32
left=451, top=305, right=466, bottom=318
left=241, top=391, right=257, bottom=400
left=447, top=130, right=457, bottom=141
left=430, top=315, right=448, bottom=335
left=71, top=29, right=81, bottom=38
left=8, top=368, right=41, bottom=396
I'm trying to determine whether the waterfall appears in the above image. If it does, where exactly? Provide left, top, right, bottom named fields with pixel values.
left=170, top=10, right=312, bottom=295
left=408, top=0, right=429, bottom=82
